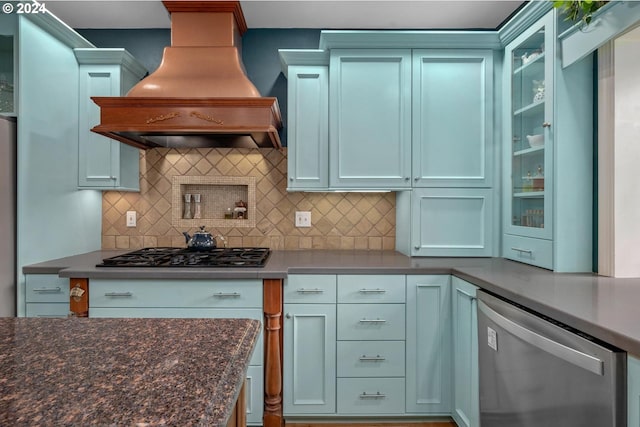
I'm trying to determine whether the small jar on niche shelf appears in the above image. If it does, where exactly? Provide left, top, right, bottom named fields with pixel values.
left=192, top=194, right=202, bottom=219
left=183, top=194, right=192, bottom=219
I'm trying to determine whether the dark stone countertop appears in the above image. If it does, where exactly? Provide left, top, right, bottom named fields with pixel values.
left=22, top=249, right=640, bottom=357
left=0, top=317, right=261, bottom=427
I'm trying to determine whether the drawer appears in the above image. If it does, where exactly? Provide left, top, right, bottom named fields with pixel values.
left=337, top=378, right=405, bottom=414
left=285, top=275, right=336, bottom=303
left=503, top=234, right=553, bottom=270
left=26, top=302, right=69, bottom=318
left=337, top=275, right=405, bottom=303
left=90, top=307, right=264, bottom=366
left=90, top=279, right=262, bottom=308
left=338, top=304, right=405, bottom=341
left=337, top=341, right=405, bottom=378
left=246, top=365, right=264, bottom=425
left=25, top=275, right=69, bottom=303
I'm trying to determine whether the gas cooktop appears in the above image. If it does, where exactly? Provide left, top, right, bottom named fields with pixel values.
left=97, top=247, right=271, bottom=268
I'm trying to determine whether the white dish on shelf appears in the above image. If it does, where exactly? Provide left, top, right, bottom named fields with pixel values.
left=526, top=134, right=544, bottom=148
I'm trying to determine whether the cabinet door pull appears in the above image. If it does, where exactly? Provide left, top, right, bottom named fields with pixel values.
left=358, top=288, right=386, bottom=294
left=511, top=247, right=533, bottom=254
left=213, top=292, right=241, bottom=297
left=296, top=288, right=324, bottom=294
left=36, top=314, right=65, bottom=318
left=359, top=355, right=386, bottom=362
left=33, top=287, right=62, bottom=293
left=104, top=292, right=133, bottom=297
left=542, top=122, right=551, bottom=128
left=359, top=318, right=386, bottom=324
left=359, top=392, right=386, bottom=399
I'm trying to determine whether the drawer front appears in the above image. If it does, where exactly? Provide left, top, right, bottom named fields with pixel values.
left=90, top=307, right=264, bottom=366
left=337, top=341, right=405, bottom=378
left=26, top=275, right=69, bottom=303
left=90, top=279, right=262, bottom=308
left=503, top=234, right=553, bottom=270
left=246, top=365, right=264, bottom=425
left=285, top=275, right=336, bottom=303
left=337, top=377, right=405, bottom=414
left=26, top=303, right=69, bottom=318
left=338, top=304, right=405, bottom=341
left=337, top=275, right=406, bottom=303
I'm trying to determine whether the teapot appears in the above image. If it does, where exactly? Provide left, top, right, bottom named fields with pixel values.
left=183, top=226, right=216, bottom=251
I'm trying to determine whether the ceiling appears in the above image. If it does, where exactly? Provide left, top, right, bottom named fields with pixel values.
left=44, top=1, right=526, bottom=30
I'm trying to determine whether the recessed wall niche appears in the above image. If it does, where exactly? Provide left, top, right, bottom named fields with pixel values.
left=172, top=176, right=256, bottom=229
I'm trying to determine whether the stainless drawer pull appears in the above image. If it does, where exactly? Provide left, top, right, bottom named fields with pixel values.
left=359, top=318, right=386, bottom=324
left=296, top=288, right=324, bottom=294
left=359, top=392, right=386, bottom=399
left=213, top=292, right=241, bottom=297
left=33, top=287, right=62, bottom=293
left=359, top=288, right=386, bottom=294
left=104, top=292, right=133, bottom=297
left=359, top=355, right=386, bottom=362
left=511, top=247, right=533, bottom=254
left=36, top=314, right=65, bottom=318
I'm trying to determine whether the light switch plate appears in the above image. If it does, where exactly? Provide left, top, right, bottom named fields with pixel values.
left=295, top=211, right=311, bottom=227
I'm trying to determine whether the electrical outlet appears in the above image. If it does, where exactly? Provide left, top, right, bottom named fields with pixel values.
left=126, top=211, right=137, bottom=227
left=295, top=211, right=311, bottom=227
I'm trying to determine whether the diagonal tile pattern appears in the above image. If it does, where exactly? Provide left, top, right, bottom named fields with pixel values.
left=102, top=148, right=396, bottom=250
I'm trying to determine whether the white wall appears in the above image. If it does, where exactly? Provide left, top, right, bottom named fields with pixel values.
left=598, top=25, right=640, bottom=277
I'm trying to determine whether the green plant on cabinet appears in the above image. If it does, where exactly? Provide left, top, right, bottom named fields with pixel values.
left=75, top=49, right=147, bottom=191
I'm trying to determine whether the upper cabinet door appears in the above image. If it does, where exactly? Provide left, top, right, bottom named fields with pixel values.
left=412, top=50, right=493, bottom=188
left=504, top=13, right=554, bottom=241
left=286, top=65, right=329, bottom=191
left=329, top=49, right=412, bottom=190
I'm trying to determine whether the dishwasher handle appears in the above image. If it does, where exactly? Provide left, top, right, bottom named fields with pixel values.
left=478, top=299, right=604, bottom=376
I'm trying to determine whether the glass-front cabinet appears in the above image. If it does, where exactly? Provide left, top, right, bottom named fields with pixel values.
left=0, top=14, right=16, bottom=115
left=506, top=12, right=553, bottom=241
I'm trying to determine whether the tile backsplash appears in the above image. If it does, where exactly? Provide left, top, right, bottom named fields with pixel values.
left=102, top=148, right=396, bottom=250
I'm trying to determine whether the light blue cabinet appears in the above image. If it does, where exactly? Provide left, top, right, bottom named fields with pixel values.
left=397, top=187, right=494, bottom=257
left=285, top=64, right=329, bottom=191
left=630, top=355, right=640, bottom=427
left=283, top=275, right=336, bottom=415
left=25, top=274, right=69, bottom=318
left=411, top=49, right=493, bottom=188
left=329, top=49, right=412, bottom=190
left=502, top=10, right=593, bottom=272
left=405, top=275, right=451, bottom=414
left=451, top=277, right=479, bottom=427
left=75, top=48, right=146, bottom=191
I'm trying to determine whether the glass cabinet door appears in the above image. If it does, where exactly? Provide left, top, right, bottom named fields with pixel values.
left=506, top=13, right=553, bottom=240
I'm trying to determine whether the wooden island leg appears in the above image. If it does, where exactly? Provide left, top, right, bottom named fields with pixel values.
left=263, top=279, right=283, bottom=427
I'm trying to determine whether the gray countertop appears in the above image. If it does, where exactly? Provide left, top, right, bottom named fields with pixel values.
left=23, top=249, right=640, bottom=357
left=0, top=317, right=261, bottom=426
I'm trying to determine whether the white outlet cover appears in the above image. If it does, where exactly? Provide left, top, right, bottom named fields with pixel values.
left=126, top=211, right=137, bottom=227
left=295, top=211, right=311, bottom=227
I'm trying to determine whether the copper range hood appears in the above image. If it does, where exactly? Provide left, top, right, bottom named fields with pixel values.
left=91, top=1, right=282, bottom=149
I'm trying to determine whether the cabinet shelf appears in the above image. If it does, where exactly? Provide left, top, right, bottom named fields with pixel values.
left=514, top=146, right=544, bottom=157
left=514, top=100, right=544, bottom=117
left=513, top=51, right=545, bottom=76
left=513, top=191, right=544, bottom=198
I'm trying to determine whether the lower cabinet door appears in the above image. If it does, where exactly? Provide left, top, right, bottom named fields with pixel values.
left=336, top=377, right=405, bottom=414
left=629, top=355, right=640, bottom=427
left=283, top=303, right=336, bottom=414
left=26, top=302, right=69, bottom=318
left=406, top=275, right=452, bottom=414
left=452, top=277, right=479, bottom=427
left=245, top=365, right=264, bottom=425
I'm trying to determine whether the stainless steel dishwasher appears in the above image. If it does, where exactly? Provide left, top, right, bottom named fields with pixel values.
left=477, top=290, right=626, bottom=427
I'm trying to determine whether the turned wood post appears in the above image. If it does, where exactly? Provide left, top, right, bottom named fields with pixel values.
left=263, top=279, right=283, bottom=427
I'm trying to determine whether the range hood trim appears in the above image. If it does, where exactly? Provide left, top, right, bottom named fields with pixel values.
left=91, top=96, right=282, bottom=150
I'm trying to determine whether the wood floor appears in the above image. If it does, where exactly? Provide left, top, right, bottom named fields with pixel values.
left=286, top=422, right=456, bottom=427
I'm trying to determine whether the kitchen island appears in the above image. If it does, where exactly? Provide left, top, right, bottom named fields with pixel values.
left=0, top=317, right=261, bottom=427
